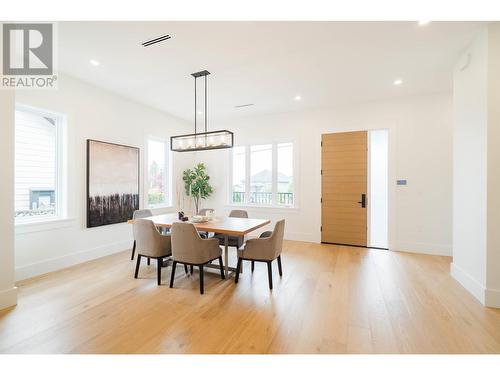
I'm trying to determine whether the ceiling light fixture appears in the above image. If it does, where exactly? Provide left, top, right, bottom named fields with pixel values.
left=418, top=20, right=431, bottom=26
left=89, top=59, right=100, bottom=66
left=294, top=95, right=302, bottom=101
left=171, top=70, right=234, bottom=152
left=393, top=79, right=403, bottom=86
left=235, top=103, right=254, bottom=108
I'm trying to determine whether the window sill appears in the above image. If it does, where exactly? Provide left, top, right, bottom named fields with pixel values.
left=15, top=217, right=76, bottom=234
left=224, top=204, right=300, bottom=213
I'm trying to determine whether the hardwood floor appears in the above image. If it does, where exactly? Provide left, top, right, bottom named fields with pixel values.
left=1, top=241, right=500, bottom=354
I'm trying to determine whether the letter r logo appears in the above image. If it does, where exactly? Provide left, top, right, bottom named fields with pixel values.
left=2, top=23, right=53, bottom=75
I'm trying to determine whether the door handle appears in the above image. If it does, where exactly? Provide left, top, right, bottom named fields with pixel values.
left=357, top=194, right=366, bottom=208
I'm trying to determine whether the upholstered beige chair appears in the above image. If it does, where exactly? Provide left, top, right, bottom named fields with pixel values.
left=213, top=209, right=248, bottom=249
left=170, top=222, right=224, bottom=294
left=235, top=219, right=285, bottom=289
left=131, top=209, right=153, bottom=261
left=133, top=219, right=173, bottom=285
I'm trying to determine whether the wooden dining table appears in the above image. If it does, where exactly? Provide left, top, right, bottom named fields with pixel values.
left=128, top=213, right=271, bottom=277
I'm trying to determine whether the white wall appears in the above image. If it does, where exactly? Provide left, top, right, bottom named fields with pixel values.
left=0, top=90, right=17, bottom=310
left=14, top=73, right=193, bottom=281
left=451, top=27, right=488, bottom=301
left=452, top=23, right=500, bottom=307
left=198, top=93, right=453, bottom=255
left=486, top=23, right=500, bottom=307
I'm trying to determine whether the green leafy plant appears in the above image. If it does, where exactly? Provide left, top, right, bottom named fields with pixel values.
left=182, top=163, right=214, bottom=215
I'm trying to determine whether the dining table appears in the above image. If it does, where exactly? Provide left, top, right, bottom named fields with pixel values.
left=128, top=213, right=271, bottom=277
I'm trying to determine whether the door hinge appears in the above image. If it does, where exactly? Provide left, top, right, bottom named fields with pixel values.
left=320, top=226, right=322, bottom=232
left=320, top=197, right=322, bottom=203
left=321, top=141, right=323, bottom=147
left=321, top=169, right=322, bottom=175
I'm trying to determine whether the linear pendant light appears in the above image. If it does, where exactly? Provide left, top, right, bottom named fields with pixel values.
left=170, top=70, right=234, bottom=152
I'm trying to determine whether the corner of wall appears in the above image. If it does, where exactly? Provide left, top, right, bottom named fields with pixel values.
left=450, top=262, right=486, bottom=305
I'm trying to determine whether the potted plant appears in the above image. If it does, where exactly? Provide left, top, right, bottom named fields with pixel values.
left=182, top=163, right=214, bottom=215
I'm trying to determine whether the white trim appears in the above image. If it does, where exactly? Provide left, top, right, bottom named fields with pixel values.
left=451, top=262, right=486, bottom=304
left=15, top=217, right=76, bottom=234
left=394, top=241, right=452, bottom=256
left=0, top=287, right=17, bottom=311
left=224, top=204, right=300, bottom=212
left=15, top=239, right=131, bottom=281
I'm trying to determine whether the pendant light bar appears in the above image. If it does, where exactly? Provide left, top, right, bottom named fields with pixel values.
left=171, top=70, right=234, bottom=152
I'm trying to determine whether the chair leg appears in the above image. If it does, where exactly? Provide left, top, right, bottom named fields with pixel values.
left=131, top=240, right=136, bottom=260
left=157, top=258, right=162, bottom=285
left=169, top=261, right=177, bottom=288
left=277, top=255, right=283, bottom=277
left=218, top=256, right=225, bottom=279
left=235, top=258, right=242, bottom=284
left=190, top=265, right=193, bottom=275
left=147, top=258, right=151, bottom=266
left=199, top=265, right=204, bottom=294
left=251, top=260, right=255, bottom=272
left=184, top=264, right=189, bottom=274
left=134, top=255, right=142, bottom=278
left=267, top=261, right=273, bottom=290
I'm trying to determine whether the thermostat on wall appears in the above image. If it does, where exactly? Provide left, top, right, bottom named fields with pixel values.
left=397, top=180, right=407, bottom=185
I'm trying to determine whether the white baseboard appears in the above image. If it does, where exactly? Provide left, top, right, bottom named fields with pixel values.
left=394, top=241, right=452, bottom=256
left=15, top=240, right=131, bottom=281
left=284, top=231, right=318, bottom=243
left=450, top=262, right=485, bottom=304
left=485, top=288, right=500, bottom=308
left=0, top=287, right=18, bottom=310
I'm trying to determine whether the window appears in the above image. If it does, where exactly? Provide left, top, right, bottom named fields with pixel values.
left=231, top=146, right=246, bottom=204
left=147, top=138, right=170, bottom=207
left=230, top=142, right=295, bottom=207
left=15, top=105, right=65, bottom=221
left=250, top=144, right=273, bottom=204
left=277, top=143, right=294, bottom=206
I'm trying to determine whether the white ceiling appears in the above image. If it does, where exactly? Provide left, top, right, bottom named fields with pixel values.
left=58, top=21, right=483, bottom=123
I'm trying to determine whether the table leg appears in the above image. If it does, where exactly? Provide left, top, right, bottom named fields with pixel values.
left=224, top=234, right=229, bottom=278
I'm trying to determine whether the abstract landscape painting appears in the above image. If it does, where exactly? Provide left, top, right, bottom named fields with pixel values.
left=87, top=140, right=140, bottom=228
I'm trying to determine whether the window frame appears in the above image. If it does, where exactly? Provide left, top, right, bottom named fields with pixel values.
left=14, top=103, right=67, bottom=225
left=228, top=140, right=298, bottom=209
left=145, top=136, right=172, bottom=209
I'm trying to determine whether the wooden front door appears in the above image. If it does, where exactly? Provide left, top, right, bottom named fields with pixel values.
left=321, top=131, right=367, bottom=246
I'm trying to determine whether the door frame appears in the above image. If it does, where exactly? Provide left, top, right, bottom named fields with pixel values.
left=320, top=128, right=392, bottom=250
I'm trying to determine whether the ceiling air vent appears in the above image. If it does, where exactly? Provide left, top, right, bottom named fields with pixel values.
left=142, top=34, right=171, bottom=47
left=235, top=103, right=254, bottom=108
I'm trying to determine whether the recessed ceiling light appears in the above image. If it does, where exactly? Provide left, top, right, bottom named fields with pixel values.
left=89, top=59, right=100, bottom=66
left=393, top=79, right=403, bottom=86
left=418, top=21, right=431, bottom=26
left=294, top=95, right=302, bottom=101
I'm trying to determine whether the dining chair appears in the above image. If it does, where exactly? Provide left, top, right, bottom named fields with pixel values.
left=131, top=209, right=153, bottom=261
left=133, top=219, right=173, bottom=285
left=170, top=222, right=225, bottom=294
left=235, top=219, right=285, bottom=290
left=213, top=209, right=248, bottom=250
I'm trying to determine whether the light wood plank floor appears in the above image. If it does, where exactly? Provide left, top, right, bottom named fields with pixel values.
left=1, top=241, right=500, bottom=354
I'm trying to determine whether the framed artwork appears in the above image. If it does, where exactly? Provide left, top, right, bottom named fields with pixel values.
left=86, top=139, right=140, bottom=228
